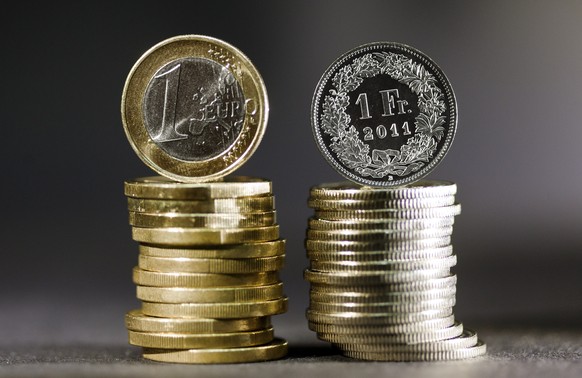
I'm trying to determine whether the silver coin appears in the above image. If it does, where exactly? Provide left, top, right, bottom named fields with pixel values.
left=306, top=227, right=453, bottom=242
left=311, top=42, right=457, bottom=187
left=310, top=180, right=457, bottom=200
left=336, top=329, right=478, bottom=352
left=310, top=255, right=456, bottom=272
left=306, top=237, right=451, bottom=252
left=307, top=246, right=454, bottom=262
left=306, top=308, right=453, bottom=325
left=308, top=196, right=455, bottom=210
left=309, top=298, right=455, bottom=314
left=307, top=217, right=455, bottom=231
left=318, top=322, right=463, bottom=344
left=342, top=340, right=486, bottom=361
left=308, top=315, right=456, bottom=334
left=310, top=286, right=456, bottom=303
left=315, top=204, right=461, bottom=220
left=309, top=275, right=457, bottom=293
left=304, top=268, right=452, bottom=285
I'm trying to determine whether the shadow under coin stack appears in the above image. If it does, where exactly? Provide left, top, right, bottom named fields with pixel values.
left=304, top=181, right=486, bottom=361
left=123, top=176, right=288, bottom=363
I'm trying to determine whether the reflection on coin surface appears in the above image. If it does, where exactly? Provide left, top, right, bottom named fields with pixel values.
left=311, top=42, right=456, bottom=187
left=122, top=35, right=268, bottom=182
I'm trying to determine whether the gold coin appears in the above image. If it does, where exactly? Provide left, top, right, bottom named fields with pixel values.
left=309, top=287, right=456, bottom=304
left=132, top=267, right=279, bottom=287
left=138, top=255, right=285, bottom=273
left=141, top=297, right=288, bottom=318
left=139, top=240, right=286, bottom=259
left=309, top=275, right=457, bottom=293
left=125, top=310, right=271, bottom=333
left=129, top=211, right=276, bottom=228
left=121, top=35, right=268, bottom=182
left=128, top=327, right=274, bottom=349
left=131, top=225, right=280, bottom=246
left=142, top=338, right=288, bottom=364
left=308, top=196, right=455, bottom=210
left=124, top=176, right=272, bottom=200
left=306, top=227, right=453, bottom=242
left=136, top=282, right=284, bottom=303
left=309, top=181, right=457, bottom=200
left=308, top=315, right=456, bottom=334
left=306, top=308, right=454, bottom=325
left=127, top=196, right=274, bottom=214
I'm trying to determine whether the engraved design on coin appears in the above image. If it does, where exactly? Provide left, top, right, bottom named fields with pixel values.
left=312, top=42, right=456, bottom=187
left=143, top=57, right=245, bottom=161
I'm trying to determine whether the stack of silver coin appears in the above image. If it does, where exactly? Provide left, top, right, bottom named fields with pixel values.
left=304, top=180, right=486, bottom=361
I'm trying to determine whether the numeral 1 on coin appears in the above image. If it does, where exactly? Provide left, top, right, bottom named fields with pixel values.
left=151, top=64, right=188, bottom=143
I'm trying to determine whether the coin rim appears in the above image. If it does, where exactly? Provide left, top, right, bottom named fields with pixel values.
left=121, top=35, right=269, bottom=182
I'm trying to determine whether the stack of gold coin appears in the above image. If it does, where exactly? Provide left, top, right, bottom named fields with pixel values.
left=123, top=176, right=288, bottom=363
left=304, top=180, right=486, bottom=361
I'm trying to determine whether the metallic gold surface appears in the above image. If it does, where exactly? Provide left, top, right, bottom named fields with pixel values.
left=138, top=255, right=285, bottom=273
left=131, top=225, right=279, bottom=246
left=141, top=297, right=288, bottom=318
left=129, top=211, right=276, bottom=228
left=128, top=327, right=274, bottom=348
left=124, top=176, right=272, bottom=200
left=142, top=338, right=288, bottom=364
left=136, top=282, right=284, bottom=303
left=139, top=240, right=286, bottom=259
left=125, top=310, right=270, bottom=333
left=127, top=196, right=274, bottom=214
left=132, top=267, right=279, bottom=287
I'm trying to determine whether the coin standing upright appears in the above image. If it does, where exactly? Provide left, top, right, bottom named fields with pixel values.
left=120, top=35, right=287, bottom=364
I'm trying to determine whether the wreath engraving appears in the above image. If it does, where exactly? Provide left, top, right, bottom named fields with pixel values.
left=321, top=52, right=447, bottom=179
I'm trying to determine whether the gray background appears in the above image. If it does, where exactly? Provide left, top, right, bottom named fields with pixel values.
left=0, top=0, right=581, bottom=372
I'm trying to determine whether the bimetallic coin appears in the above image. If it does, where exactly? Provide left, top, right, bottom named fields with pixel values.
left=125, top=310, right=271, bottom=333
left=307, top=246, right=454, bottom=262
left=129, top=211, right=276, bottom=228
left=136, top=282, right=284, bottom=303
left=141, top=297, right=288, bottom=318
left=142, top=338, right=288, bottom=364
left=139, top=240, right=285, bottom=259
left=342, top=340, right=486, bottom=361
left=131, top=225, right=279, bottom=246
left=308, top=315, right=456, bottom=334
left=315, top=204, right=461, bottom=221
left=122, top=35, right=268, bottom=182
left=308, top=196, right=455, bottom=210
left=132, top=267, right=279, bottom=287
left=138, top=255, right=285, bottom=273
left=309, top=181, right=457, bottom=200
left=307, top=217, right=455, bottom=231
left=306, top=308, right=453, bottom=325
left=310, top=255, right=456, bottom=272
left=124, top=176, right=272, bottom=200
left=311, top=42, right=457, bottom=187
left=128, top=327, right=274, bottom=349
left=306, top=227, right=453, bottom=242
left=127, top=196, right=274, bottom=214
left=336, top=329, right=478, bottom=352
